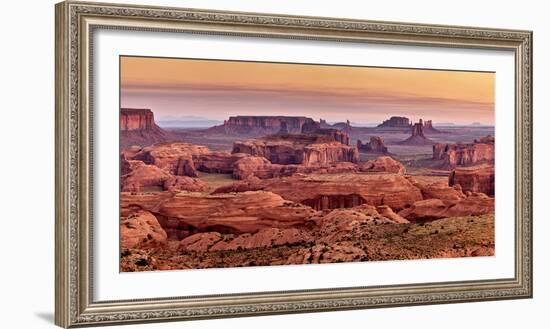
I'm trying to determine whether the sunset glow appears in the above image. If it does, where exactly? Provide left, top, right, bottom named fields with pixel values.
left=120, top=56, right=495, bottom=125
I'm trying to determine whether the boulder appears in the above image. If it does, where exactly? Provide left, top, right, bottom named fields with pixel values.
left=120, top=210, right=167, bottom=249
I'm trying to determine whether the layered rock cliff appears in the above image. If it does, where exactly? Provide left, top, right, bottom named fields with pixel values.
left=232, top=134, right=359, bottom=166
left=120, top=108, right=171, bottom=147
left=433, top=136, right=495, bottom=168
left=449, top=165, right=495, bottom=196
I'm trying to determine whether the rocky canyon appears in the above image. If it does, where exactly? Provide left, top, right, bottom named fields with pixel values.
left=119, top=111, right=495, bottom=272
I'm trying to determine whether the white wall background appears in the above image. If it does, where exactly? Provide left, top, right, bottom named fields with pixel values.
left=0, top=0, right=546, bottom=328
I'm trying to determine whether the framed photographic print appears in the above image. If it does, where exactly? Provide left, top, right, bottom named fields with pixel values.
left=55, top=1, right=533, bottom=327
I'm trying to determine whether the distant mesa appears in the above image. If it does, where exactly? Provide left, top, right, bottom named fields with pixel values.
left=357, top=136, right=389, bottom=154
left=377, top=116, right=411, bottom=128
left=376, top=116, right=442, bottom=134
left=120, top=108, right=173, bottom=148
left=330, top=120, right=353, bottom=132
left=207, top=116, right=316, bottom=136
left=300, top=120, right=350, bottom=145
left=397, top=119, right=435, bottom=145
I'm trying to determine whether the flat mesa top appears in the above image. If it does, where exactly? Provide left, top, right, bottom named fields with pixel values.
left=121, top=108, right=153, bottom=114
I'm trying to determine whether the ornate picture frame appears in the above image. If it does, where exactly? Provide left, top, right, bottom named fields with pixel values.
left=55, top=1, right=532, bottom=327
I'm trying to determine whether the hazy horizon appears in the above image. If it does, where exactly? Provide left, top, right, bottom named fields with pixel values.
left=121, top=56, right=495, bottom=126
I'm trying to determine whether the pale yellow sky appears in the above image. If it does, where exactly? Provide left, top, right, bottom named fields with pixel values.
left=120, top=56, right=495, bottom=125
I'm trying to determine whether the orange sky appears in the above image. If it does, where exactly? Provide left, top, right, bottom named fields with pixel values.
left=120, top=56, right=495, bottom=125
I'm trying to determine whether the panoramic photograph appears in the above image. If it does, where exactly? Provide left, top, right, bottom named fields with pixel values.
left=119, top=56, right=495, bottom=272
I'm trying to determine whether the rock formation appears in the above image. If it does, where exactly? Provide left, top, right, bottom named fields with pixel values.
left=120, top=191, right=317, bottom=239
left=433, top=136, right=494, bottom=168
left=120, top=210, right=168, bottom=249
left=207, top=116, right=316, bottom=136
left=120, top=160, right=207, bottom=192
left=120, top=108, right=172, bottom=148
left=356, top=136, right=389, bottom=154
left=423, top=120, right=442, bottom=134
left=194, top=152, right=250, bottom=174
left=300, top=120, right=350, bottom=145
left=129, top=142, right=210, bottom=175
left=407, top=178, right=465, bottom=204
left=377, top=116, right=410, bottom=128
left=232, top=156, right=403, bottom=180
left=449, top=165, right=495, bottom=196
left=359, top=156, right=405, bottom=174
left=215, top=173, right=423, bottom=211
left=397, top=119, right=435, bottom=145
left=232, top=134, right=359, bottom=166
left=398, top=193, right=494, bottom=222
left=209, top=228, right=313, bottom=252
left=376, top=116, right=441, bottom=134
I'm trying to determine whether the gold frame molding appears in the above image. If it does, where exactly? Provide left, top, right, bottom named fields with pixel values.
left=55, top=1, right=533, bottom=327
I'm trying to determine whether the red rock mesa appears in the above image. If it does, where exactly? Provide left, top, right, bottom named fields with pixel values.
left=120, top=108, right=172, bottom=147
left=207, top=116, right=316, bottom=136
left=433, top=136, right=495, bottom=168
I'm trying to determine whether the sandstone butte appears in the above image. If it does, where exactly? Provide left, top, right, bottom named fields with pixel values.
left=449, top=165, right=495, bottom=196
left=120, top=108, right=172, bottom=148
left=433, top=136, right=495, bottom=168
left=356, top=136, right=389, bottom=154
left=232, top=134, right=359, bottom=166
left=397, top=119, right=435, bottom=145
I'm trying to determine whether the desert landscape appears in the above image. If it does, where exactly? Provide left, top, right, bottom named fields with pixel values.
left=119, top=56, right=495, bottom=271
left=120, top=109, right=495, bottom=271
